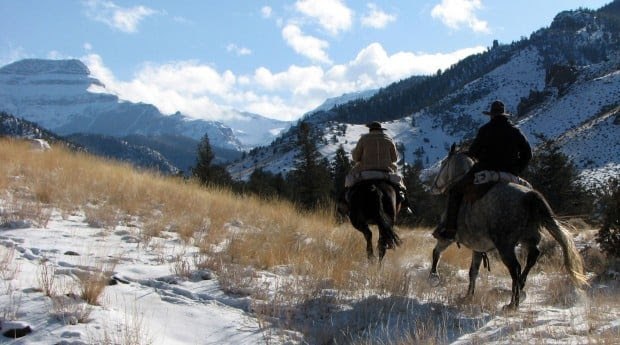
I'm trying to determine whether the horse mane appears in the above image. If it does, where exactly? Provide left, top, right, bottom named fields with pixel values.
left=453, top=140, right=472, bottom=155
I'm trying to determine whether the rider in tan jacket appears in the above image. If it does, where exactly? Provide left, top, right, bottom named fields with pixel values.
left=351, top=122, right=399, bottom=174
left=343, top=121, right=412, bottom=214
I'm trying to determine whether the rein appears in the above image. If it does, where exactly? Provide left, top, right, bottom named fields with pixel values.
left=432, top=154, right=470, bottom=193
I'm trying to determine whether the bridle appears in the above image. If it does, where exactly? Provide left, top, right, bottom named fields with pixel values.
left=431, top=152, right=471, bottom=194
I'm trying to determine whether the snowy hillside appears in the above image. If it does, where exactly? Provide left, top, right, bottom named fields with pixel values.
left=228, top=7, right=620, bottom=186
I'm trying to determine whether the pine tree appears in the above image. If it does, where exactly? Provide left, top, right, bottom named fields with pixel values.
left=331, top=144, right=352, bottom=199
left=192, top=133, right=215, bottom=185
left=246, top=168, right=282, bottom=199
left=402, top=160, right=444, bottom=225
left=523, top=136, right=592, bottom=215
left=192, top=133, right=232, bottom=187
left=595, top=177, right=620, bottom=258
left=289, top=121, right=332, bottom=210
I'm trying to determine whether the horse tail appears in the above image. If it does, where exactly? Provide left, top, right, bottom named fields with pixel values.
left=373, top=184, right=401, bottom=249
left=525, top=190, right=588, bottom=288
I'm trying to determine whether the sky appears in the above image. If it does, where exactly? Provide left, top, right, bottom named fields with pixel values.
left=0, top=0, right=612, bottom=122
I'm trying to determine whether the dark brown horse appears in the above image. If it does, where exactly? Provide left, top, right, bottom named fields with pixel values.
left=340, top=180, right=402, bottom=262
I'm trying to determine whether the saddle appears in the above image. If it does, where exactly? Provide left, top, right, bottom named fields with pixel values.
left=345, top=170, right=405, bottom=189
left=463, top=170, right=532, bottom=203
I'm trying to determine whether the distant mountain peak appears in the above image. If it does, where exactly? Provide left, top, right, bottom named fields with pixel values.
left=0, top=58, right=90, bottom=76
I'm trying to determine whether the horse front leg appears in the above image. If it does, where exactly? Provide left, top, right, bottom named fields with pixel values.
left=466, top=251, right=484, bottom=298
left=429, top=238, right=452, bottom=286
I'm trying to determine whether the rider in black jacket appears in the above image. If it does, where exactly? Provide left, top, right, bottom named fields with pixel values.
left=436, top=100, right=532, bottom=240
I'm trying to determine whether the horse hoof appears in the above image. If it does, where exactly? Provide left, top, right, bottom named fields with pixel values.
left=464, top=294, right=473, bottom=301
left=502, top=303, right=518, bottom=311
left=429, top=273, right=441, bottom=287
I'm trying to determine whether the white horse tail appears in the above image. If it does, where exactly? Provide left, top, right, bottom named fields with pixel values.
left=526, top=190, right=588, bottom=288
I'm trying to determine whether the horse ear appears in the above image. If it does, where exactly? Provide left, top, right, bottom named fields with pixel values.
left=450, top=143, right=456, bottom=154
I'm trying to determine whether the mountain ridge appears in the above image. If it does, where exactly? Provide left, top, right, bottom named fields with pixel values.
left=0, top=58, right=290, bottom=156
left=228, top=3, right=620, bottom=186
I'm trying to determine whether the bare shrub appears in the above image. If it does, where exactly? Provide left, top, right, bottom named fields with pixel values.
left=1, top=290, right=22, bottom=320
left=75, top=258, right=118, bottom=305
left=77, top=271, right=110, bottom=306
left=51, top=293, right=93, bottom=324
left=84, top=203, right=121, bottom=229
left=581, top=245, right=608, bottom=274
left=170, top=252, right=193, bottom=278
left=141, top=216, right=166, bottom=242
left=89, top=303, right=153, bottom=345
left=16, top=201, right=52, bottom=227
left=541, top=275, right=582, bottom=307
left=37, top=257, right=57, bottom=297
left=0, top=245, right=19, bottom=282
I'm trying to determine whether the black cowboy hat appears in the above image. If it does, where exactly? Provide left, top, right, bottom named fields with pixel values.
left=482, top=100, right=510, bottom=116
left=366, top=121, right=387, bottom=130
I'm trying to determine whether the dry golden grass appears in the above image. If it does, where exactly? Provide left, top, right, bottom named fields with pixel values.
left=2, top=138, right=618, bottom=344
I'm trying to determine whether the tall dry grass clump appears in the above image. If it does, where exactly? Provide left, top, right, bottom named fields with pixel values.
left=1, top=139, right=426, bottom=299
left=0, top=139, right=369, bottom=289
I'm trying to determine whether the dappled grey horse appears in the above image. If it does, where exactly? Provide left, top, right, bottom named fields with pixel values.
left=429, top=145, right=587, bottom=309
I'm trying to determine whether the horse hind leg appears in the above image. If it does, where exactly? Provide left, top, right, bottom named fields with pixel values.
left=519, top=240, right=540, bottom=290
left=497, top=244, right=522, bottom=309
left=352, top=221, right=374, bottom=260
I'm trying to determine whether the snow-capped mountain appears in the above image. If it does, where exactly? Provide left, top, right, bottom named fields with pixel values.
left=0, top=59, right=288, bottom=154
left=228, top=3, right=620, bottom=186
left=219, top=112, right=290, bottom=148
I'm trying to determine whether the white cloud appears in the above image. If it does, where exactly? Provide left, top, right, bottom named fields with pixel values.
left=431, top=0, right=489, bottom=33
left=294, top=0, right=353, bottom=35
left=47, top=51, right=68, bottom=60
left=226, top=44, right=252, bottom=56
left=83, top=43, right=484, bottom=122
left=282, top=24, right=332, bottom=64
left=0, top=46, right=30, bottom=66
left=84, top=54, right=234, bottom=119
left=83, top=0, right=156, bottom=33
left=261, top=6, right=272, bottom=18
left=361, top=3, right=396, bottom=29
left=84, top=43, right=93, bottom=51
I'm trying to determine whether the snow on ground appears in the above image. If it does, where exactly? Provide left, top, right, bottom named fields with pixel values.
left=1, top=207, right=619, bottom=344
left=0, top=209, right=306, bottom=344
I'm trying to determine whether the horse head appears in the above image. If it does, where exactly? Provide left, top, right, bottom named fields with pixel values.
left=430, top=143, right=474, bottom=195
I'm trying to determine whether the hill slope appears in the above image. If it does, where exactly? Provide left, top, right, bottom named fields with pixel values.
left=228, top=3, right=620, bottom=186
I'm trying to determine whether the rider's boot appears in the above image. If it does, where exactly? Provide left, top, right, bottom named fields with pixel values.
left=436, top=191, right=461, bottom=240
left=400, top=189, right=414, bottom=215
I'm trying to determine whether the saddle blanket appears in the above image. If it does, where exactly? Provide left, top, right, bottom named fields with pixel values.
left=474, top=170, right=532, bottom=189
left=345, top=170, right=404, bottom=188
